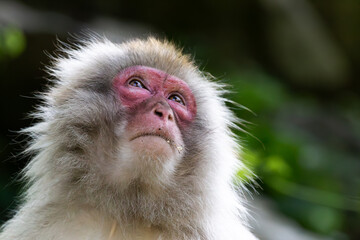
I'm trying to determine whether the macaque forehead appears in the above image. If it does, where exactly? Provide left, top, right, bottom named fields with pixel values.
left=115, top=65, right=190, bottom=89
left=113, top=65, right=197, bottom=124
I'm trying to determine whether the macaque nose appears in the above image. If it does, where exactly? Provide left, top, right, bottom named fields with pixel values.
left=153, top=103, right=174, bottom=121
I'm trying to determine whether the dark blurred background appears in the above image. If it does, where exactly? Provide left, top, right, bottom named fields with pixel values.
left=0, top=0, right=359, bottom=239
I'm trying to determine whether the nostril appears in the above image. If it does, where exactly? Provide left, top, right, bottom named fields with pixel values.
left=154, top=109, right=163, bottom=118
left=168, top=114, right=173, bottom=121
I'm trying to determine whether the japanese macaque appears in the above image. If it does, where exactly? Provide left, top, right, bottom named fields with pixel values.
left=0, top=37, right=257, bottom=240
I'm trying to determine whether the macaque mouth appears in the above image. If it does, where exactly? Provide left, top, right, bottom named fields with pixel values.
left=130, top=133, right=183, bottom=152
left=131, top=133, right=171, bottom=143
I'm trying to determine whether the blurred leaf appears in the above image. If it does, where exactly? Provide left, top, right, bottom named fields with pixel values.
left=0, top=27, right=26, bottom=59
left=306, top=206, right=343, bottom=234
left=264, top=155, right=291, bottom=177
left=268, top=177, right=359, bottom=212
left=228, top=70, right=289, bottom=113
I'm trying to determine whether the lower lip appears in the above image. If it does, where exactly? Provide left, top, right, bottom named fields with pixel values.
left=132, top=135, right=171, bottom=144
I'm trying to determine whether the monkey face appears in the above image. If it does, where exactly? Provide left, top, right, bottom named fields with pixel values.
left=106, top=66, right=197, bottom=186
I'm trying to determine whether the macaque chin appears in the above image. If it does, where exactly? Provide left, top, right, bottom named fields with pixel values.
left=0, top=37, right=258, bottom=240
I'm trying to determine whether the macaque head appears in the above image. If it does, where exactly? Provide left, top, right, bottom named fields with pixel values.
left=42, top=37, right=225, bottom=193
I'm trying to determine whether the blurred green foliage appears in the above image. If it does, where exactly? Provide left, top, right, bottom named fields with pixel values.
left=229, top=70, right=360, bottom=237
left=0, top=27, right=26, bottom=59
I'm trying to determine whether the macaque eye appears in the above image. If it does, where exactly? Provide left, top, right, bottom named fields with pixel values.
left=128, top=78, right=146, bottom=89
left=168, top=94, right=185, bottom=106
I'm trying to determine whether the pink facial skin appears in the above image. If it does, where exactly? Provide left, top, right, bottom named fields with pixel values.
left=113, top=66, right=197, bottom=127
left=113, top=66, right=197, bottom=152
left=114, top=66, right=196, bottom=125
